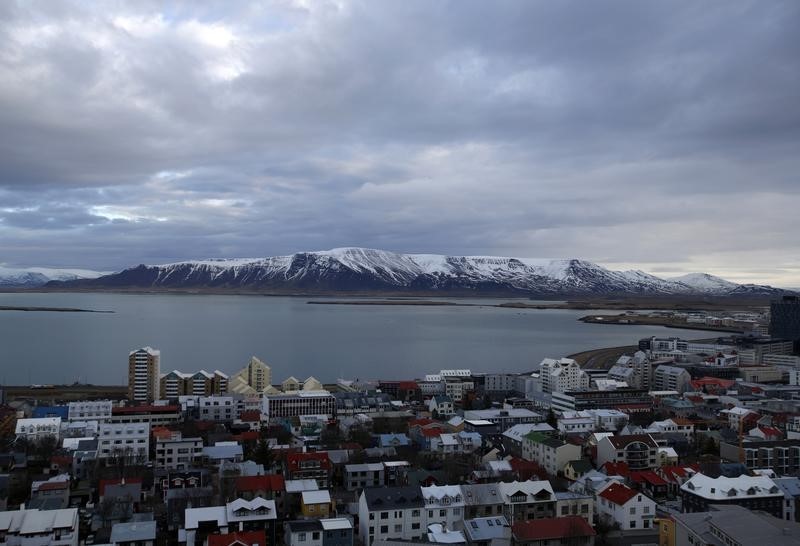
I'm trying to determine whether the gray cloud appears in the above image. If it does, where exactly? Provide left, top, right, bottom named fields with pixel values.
left=0, top=0, right=798, bottom=285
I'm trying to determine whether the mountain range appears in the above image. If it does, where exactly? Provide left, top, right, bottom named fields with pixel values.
left=13, top=247, right=789, bottom=297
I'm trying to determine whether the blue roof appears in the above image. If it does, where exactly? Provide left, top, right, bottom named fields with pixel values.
left=32, top=406, right=68, bottom=419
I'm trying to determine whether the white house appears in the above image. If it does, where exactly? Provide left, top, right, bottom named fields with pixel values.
left=15, top=417, right=61, bottom=443
left=183, top=498, right=277, bottom=546
left=596, top=482, right=656, bottom=531
left=0, top=508, right=79, bottom=546
left=421, top=485, right=465, bottom=531
left=428, top=396, right=455, bottom=418
left=358, top=486, right=427, bottom=545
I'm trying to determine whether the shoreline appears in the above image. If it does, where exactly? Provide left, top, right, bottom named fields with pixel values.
left=578, top=314, right=745, bottom=334
left=0, top=305, right=113, bottom=313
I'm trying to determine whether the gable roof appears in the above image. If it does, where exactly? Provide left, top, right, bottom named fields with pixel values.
left=598, top=482, right=640, bottom=506
left=207, top=531, right=266, bottom=546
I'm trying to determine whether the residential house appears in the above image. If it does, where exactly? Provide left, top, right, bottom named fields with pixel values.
left=183, top=498, right=278, bottom=546
left=596, top=482, right=656, bottom=531
left=429, top=396, right=455, bottom=418
left=461, top=484, right=505, bottom=519
left=498, top=481, right=556, bottom=522
left=344, top=463, right=384, bottom=492
left=521, top=433, right=581, bottom=476
left=301, top=490, right=334, bottom=518
left=0, top=508, right=79, bottom=546
left=287, top=452, right=332, bottom=488
left=596, top=434, right=659, bottom=471
left=679, top=473, right=784, bottom=518
left=357, top=486, right=426, bottom=545
left=421, top=485, right=465, bottom=531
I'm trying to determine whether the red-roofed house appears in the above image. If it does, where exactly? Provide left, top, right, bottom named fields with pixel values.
left=207, top=530, right=267, bottom=546
left=629, top=470, right=668, bottom=499
left=509, top=457, right=548, bottom=482
left=287, top=452, right=331, bottom=488
left=600, top=461, right=630, bottom=478
left=657, top=465, right=700, bottom=496
left=691, top=377, right=735, bottom=394
left=512, top=516, right=595, bottom=545
left=597, top=482, right=656, bottom=531
left=236, top=474, right=285, bottom=499
left=749, top=426, right=783, bottom=441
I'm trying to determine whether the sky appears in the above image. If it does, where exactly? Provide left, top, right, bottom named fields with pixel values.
left=0, top=1, right=798, bottom=286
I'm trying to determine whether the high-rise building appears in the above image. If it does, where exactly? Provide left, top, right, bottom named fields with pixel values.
left=128, top=347, right=160, bottom=403
left=229, top=356, right=273, bottom=395
left=771, top=296, right=800, bottom=346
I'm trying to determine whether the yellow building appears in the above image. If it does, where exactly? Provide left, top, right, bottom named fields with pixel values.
left=656, top=516, right=675, bottom=546
left=301, top=490, right=334, bottom=518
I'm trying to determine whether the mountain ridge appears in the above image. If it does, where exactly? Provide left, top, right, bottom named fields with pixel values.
left=38, top=247, right=792, bottom=297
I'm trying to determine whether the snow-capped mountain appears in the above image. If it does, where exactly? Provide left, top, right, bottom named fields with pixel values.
left=0, top=267, right=106, bottom=287
left=668, top=273, right=739, bottom=293
left=46, top=248, right=790, bottom=297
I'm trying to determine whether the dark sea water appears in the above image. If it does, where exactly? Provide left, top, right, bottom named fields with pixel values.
left=0, top=292, right=716, bottom=385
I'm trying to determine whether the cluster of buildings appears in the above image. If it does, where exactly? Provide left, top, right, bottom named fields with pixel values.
left=1, top=298, right=800, bottom=545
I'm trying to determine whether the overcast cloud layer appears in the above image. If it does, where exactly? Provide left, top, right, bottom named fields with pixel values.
left=0, top=1, right=798, bottom=285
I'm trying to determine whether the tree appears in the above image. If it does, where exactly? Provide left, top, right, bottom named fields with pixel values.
left=251, top=439, right=275, bottom=471
left=482, top=394, right=493, bottom=409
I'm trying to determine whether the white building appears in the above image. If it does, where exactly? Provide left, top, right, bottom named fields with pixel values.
left=358, top=486, right=427, bottom=545
left=262, top=391, right=336, bottom=419
left=0, top=508, right=79, bottom=546
left=652, top=365, right=692, bottom=393
left=183, top=498, right=277, bottom=546
left=421, top=485, right=465, bottom=531
left=521, top=434, right=581, bottom=476
left=596, top=482, right=656, bottom=531
left=15, top=417, right=61, bottom=443
left=98, top=422, right=150, bottom=463
left=428, top=396, right=455, bottom=417
left=155, top=436, right=204, bottom=471
left=538, top=358, right=590, bottom=394
left=68, top=400, right=112, bottom=422
left=198, top=396, right=236, bottom=422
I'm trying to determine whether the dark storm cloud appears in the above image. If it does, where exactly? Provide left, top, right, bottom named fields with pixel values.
left=0, top=0, right=798, bottom=284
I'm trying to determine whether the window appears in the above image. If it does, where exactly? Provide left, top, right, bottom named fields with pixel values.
left=412, top=523, right=420, bottom=530
left=428, top=510, right=433, bottom=518
left=630, top=507, right=636, bottom=514
left=380, top=526, right=388, bottom=534
left=412, top=509, right=420, bottom=517
left=630, top=521, right=636, bottom=529
left=561, top=506, right=569, bottom=515
left=394, top=525, right=402, bottom=532
left=298, top=533, right=306, bottom=541
left=380, top=512, right=388, bottom=520
left=312, top=532, right=319, bottom=540
left=643, top=506, right=650, bottom=514
left=440, top=509, right=446, bottom=517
